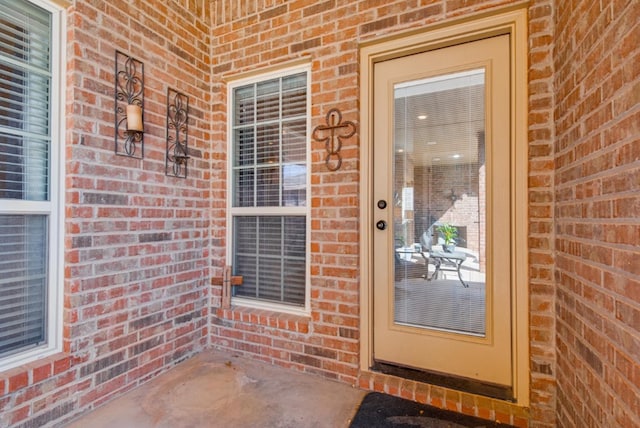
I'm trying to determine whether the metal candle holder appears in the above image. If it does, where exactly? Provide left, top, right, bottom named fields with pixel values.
left=165, top=88, right=189, bottom=178
left=114, top=51, right=144, bottom=158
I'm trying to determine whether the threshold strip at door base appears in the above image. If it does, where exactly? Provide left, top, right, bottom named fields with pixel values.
left=372, top=360, right=514, bottom=402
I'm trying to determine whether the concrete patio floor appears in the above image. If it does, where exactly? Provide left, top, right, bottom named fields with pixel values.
left=64, top=350, right=367, bottom=428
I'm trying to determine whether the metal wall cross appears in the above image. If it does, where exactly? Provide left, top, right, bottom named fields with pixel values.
left=312, top=108, right=356, bottom=171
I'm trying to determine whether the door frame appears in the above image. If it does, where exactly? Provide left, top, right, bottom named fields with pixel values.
left=358, top=4, right=530, bottom=405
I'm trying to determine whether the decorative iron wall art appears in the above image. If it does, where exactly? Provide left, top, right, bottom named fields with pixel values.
left=165, top=88, right=189, bottom=178
left=114, top=51, right=144, bottom=158
left=312, top=108, right=356, bottom=171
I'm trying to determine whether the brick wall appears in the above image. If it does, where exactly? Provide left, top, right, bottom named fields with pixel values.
left=554, top=0, right=639, bottom=427
left=10, top=0, right=636, bottom=427
left=527, top=1, right=557, bottom=426
left=209, top=1, right=556, bottom=427
left=0, top=0, right=213, bottom=426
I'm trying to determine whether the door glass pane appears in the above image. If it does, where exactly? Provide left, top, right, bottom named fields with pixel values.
left=393, top=69, right=486, bottom=337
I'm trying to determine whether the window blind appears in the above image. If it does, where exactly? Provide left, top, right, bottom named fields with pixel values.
left=0, top=215, right=48, bottom=356
left=392, top=69, right=487, bottom=335
left=0, top=0, right=52, bottom=201
left=232, top=72, right=307, bottom=208
left=0, top=0, right=52, bottom=361
left=233, top=216, right=306, bottom=306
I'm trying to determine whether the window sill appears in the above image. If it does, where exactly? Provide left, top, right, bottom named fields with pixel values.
left=0, top=352, right=72, bottom=394
left=215, top=307, right=310, bottom=334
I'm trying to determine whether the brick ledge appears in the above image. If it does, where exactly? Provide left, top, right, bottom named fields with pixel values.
left=215, top=307, right=310, bottom=334
left=1, top=352, right=73, bottom=395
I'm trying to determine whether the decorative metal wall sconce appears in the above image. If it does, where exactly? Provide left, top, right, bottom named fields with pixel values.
left=312, top=108, right=356, bottom=171
left=114, top=51, right=144, bottom=158
left=165, top=88, right=189, bottom=178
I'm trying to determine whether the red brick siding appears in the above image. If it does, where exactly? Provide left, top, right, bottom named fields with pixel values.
left=210, top=1, right=556, bottom=427
left=5, top=0, right=634, bottom=427
left=554, top=0, right=639, bottom=427
left=0, top=0, right=213, bottom=426
left=527, top=1, right=557, bottom=427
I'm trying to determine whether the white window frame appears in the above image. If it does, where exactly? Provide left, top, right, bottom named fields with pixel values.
left=0, top=0, right=65, bottom=371
left=226, top=63, right=311, bottom=316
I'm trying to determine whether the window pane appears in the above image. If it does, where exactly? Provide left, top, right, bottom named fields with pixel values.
left=256, top=79, right=279, bottom=123
left=232, top=73, right=307, bottom=208
left=282, top=119, right=306, bottom=162
left=284, top=217, right=305, bottom=256
left=234, top=127, right=254, bottom=166
left=0, top=132, right=49, bottom=200
left=233, top=168, right=254, bottom=207
left=256, top=256, right=283, bottom=301
left=282, top=163, right=306, bottom=207
left=282, top=73, right=306, bottom=91
left=283, top=259, right=305, bottom=305
left=256, top=166, right=279, bottom=206
left=235, top=254, right=257, bottom=298
left=0, top=215, right=48, bottom=357
left=0, top=2, right=51, bottom=67
left=233, top=86, right=254, bottom=125
left=282, top=75, right=306, bottom=118
left=0, top=0, right=52, bottom=202
left=256, top=78, right=279, bottom=96
left=233, top=216, right=306, bottom=306
left=234, top=216, right=257, bottom=253
left=256, top=123, right=279, bottom=165
left=258, top=217, right=282, bottom=254
left=0, top=67, right=27, bottom=129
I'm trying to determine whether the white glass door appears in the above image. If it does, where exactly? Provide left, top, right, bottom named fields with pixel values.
left=373, top=35, right=512, bottom=387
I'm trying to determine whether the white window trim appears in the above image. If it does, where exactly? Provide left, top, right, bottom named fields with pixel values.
left=0, top=0, right=66, bottom=372
left=226, top=63, right=311, bottom=316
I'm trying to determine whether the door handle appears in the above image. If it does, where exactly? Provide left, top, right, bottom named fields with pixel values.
left=376, top=220, right=387, bottom=230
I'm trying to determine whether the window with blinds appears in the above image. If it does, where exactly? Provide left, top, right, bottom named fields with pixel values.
left=229, top=69, right=309, bottom=308
left=0, top=0, right=58, bottom=364
left=0, top=216, right=48, bottom=355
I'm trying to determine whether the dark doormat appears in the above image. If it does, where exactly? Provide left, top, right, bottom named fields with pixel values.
left=349, top=392, right=515, bottom=428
